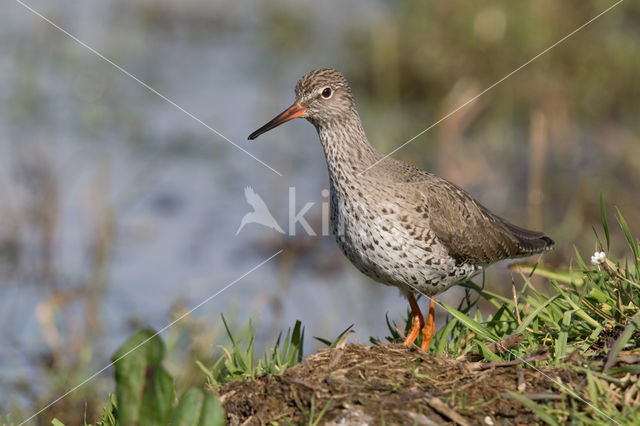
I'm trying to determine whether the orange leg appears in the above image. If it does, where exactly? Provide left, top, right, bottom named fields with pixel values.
left=403, top=293, right=425, bottom=347
left=421, top=297, right=436, bottom=351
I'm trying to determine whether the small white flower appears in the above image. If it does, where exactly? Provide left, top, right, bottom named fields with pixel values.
left=591, top=251, right=606, bottom=265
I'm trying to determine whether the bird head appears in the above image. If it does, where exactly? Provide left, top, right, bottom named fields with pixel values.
left=248, top=68, right=355, bottom=140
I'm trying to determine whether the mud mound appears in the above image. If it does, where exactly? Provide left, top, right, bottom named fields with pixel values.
left=216, top=343, right=579, bottom=425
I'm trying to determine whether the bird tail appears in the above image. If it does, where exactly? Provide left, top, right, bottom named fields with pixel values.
left=502, top=221, right=555, bottom=255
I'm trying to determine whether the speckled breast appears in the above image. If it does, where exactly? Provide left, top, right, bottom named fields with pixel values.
left=328, top=181, right=480, bottom=296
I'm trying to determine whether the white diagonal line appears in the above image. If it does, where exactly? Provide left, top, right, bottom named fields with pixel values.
left=18, top=249, right=283, bottom=426
left=360, top=0, right=624, bottom=175
left=403, top=277, right=621, bottom=426
left=12, top=0, right=283, bottom=177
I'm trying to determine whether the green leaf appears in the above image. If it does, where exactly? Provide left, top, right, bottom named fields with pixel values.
left=313, top=336, right=332, bottom=346
left=172, top=388, right=226, bottom=426
left=172, top=388, right=204, bottom=426
left=288, top=320, right=304, bottom=365
left=199, top=391, right=226, bottom=426
left=51, top=419, right=65, bottom=426
left=111, top=329, right=174, bottom=426
left=140, top=367, right=175, bottom=426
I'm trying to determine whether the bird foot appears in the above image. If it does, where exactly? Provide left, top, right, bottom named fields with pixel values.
left=420, top=298, right=436, bottom=351
left=403, top=295, right=437, bottom=351
left=403, top=293, right=425, bottom=347
left=403, top=313, right=423, bottom=346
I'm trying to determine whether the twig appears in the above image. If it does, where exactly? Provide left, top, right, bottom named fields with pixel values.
left=285, top=378, right=319, bottom=391
left=426, top=397, right=470, bottom=426
left=517, top=370, right=526, bottom=391
left=487, top=334, right=524, bottom=355
left=335, top=330, right=355, bottom=349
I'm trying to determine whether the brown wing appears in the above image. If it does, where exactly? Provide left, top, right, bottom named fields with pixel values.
left=419, top=178, right=554, bottom=265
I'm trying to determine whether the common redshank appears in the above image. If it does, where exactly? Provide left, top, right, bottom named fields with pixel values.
left=248, top=68, right=554, bottom=351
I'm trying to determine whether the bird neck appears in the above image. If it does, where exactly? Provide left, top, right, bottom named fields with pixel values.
left=313, top=112, right=381, bottom=178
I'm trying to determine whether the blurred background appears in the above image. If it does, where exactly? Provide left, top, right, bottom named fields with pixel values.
left=1, top=0, right=638, bottom=423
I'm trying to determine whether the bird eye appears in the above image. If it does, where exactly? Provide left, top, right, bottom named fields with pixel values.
left=321, top=87, right=332, bottom=98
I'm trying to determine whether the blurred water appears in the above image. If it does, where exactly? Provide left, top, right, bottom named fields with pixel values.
left=0, top=0, right=424, bottom=403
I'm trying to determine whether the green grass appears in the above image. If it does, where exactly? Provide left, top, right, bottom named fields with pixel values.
left=432, top=207, right=639, bottom=361
left=196, top=314, right=304, bottom=388
left=418, top=200, right=640, bottom=423
left=53, top=202, right=640, bottom=425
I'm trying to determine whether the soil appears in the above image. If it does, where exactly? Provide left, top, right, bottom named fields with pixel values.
left=215, top=343, right=582, bottom=425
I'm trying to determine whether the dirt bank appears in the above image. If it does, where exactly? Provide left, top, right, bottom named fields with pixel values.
left=216, top=343, right=579, bottom=425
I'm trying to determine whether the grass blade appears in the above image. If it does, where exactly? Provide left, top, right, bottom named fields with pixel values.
left=515, top=294, right=559, bottom=334
left=314, top=324, right=354, bottom=348
left=554, top=310, right=573, bottom=363
left=477, top=341, right=502, bottom=361
left=550, top=281, right=600, bottom=329
left=440, top=301, right=499, bottom=341
left=573, top=246, right=588, bottom=271
left=600, top=194, right=610, bottom=251
left=617, top=208, right=636, bottom=253
left=617, top=208, right=639, bottom=266
left=510, top=263, right=583, bottom=285
left=506, top=392, right=560, bottom=426
left=434, top=316, right=458, bottom=355
left=603, top=311, right=640, bottom=372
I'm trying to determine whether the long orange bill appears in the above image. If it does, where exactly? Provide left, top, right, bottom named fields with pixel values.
left=248, top=102, right=308, bottom=140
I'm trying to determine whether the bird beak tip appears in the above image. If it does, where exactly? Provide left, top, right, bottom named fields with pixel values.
left=248, top=102, right=307, bottom=141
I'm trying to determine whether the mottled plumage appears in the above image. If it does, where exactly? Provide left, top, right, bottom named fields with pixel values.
left=249, top=68, right=554, bottom=349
